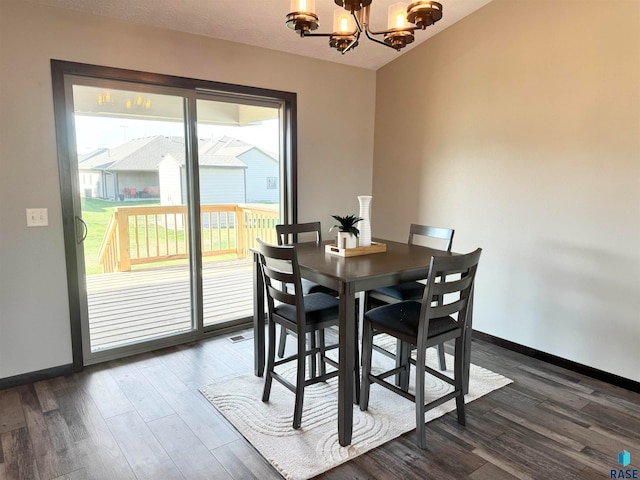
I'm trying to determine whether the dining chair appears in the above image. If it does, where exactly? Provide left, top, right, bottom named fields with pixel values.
left=365, top=224, right=454, bottom=371
left=256, top=238, right=358, bottom=429
left=275, top=222, right=338, bottom=360
left=360, top=248, right=482, bottom=449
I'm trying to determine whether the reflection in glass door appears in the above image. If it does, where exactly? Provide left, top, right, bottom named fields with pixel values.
left=72, top=83, right=196, bottom=360
left=196, top=97, right=282, bottom=327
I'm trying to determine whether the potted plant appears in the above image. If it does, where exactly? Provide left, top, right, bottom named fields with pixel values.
left=330, top=214, right=363, bottom=249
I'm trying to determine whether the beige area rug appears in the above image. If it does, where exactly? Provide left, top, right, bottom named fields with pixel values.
left=199, top=342, right=512, bottom=480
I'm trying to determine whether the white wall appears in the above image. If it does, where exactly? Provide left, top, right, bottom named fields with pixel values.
left=373, top=0, right=640, bottom=381
left=0, top=0, right=375, bottom=380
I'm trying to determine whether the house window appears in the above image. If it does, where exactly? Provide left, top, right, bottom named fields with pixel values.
left=267, top=177, right=277, bottom=189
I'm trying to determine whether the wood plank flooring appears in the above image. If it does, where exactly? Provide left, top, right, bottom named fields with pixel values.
left=1, top=333, right=639, bottom=479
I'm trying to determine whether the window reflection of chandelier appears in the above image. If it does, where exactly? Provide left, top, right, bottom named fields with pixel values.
left=96, top=92, right=152, bottom=110
left=97, top=91, right=114, bottom=106
left=125, top=96, right=152, bottom=110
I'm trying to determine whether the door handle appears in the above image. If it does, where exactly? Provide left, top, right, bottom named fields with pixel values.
left=75, top=216, right=88, bottom=244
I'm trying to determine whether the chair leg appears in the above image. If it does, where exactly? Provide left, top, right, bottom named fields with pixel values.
left=309, top=332, right=317, bottom=378
left=292, top=332, right=307, bottom=429
left=262, top=319, right=277, bottom=402
left=462, top=330, right=472, bottom=395
left=397, top=340, right=411, bottom=391
left=437, top=342, right=447, bottom=370
left=415, top=346, right=428, bottom=449
left=454, top=337, right=466, bottom=426
left=353, top=318, right=360, bottom=404
left=359, top=320, right=373, bottom=411
left=318, top=330, right=326, bottom=377
left=277, top=326, right=287, bottom=358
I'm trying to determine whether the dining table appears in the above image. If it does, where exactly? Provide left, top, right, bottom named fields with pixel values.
left=252, top=237, right=455, bottom=447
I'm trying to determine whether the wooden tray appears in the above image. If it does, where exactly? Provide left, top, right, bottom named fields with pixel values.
left=325, top=242, right=387, bottom=257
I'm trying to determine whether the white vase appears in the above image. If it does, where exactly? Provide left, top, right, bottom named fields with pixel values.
left=336, top=231, right=357, bottom=249
left=358, top=195, right=372, bottom=247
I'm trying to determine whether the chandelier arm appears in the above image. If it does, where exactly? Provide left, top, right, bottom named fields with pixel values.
left=366, top=25, right=420, bottom=36
left=301, top=32, right=341, bottom=37
left=363, top=28, right=401, bottom=50
left=352, top=10, right=365, bottom=33
left=340, top=31, right=361, bottom=55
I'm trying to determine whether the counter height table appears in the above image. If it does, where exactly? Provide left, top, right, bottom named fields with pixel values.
left=252, top=238, right=454, bottom=446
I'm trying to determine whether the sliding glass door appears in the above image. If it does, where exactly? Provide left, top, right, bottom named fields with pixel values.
left=196, top=96, right=282, bottom=327
left=52, top=61, right=296, bottom=368
left=70, top=80, right=198, bottom=363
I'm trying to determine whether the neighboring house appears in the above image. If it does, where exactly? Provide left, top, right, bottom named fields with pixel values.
left=158, top=151, right=246, bottom=205
left=204, top=136, right=279, bottom=204
left=78, top=135, right=279, bottom=204
left=78, top=136, right=185, bottom=200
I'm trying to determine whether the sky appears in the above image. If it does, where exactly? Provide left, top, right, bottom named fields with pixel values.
left=74, top=116, right=280, bottom=155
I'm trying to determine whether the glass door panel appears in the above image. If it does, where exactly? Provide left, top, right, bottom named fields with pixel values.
left=196, top=98, right=281, bottom=327
left=72, top=84, right=195, bottom=357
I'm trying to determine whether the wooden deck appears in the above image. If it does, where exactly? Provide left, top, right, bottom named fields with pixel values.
left=86, top=258, right=254, bottom=351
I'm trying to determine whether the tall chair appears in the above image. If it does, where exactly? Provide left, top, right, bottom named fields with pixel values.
left=257, top=239, right=356, bottom=429
left=360, top=248, right=481, bottom=448
left=275, top=222, right=338, bottom=359
left=365, top=224, right=454, bottom=371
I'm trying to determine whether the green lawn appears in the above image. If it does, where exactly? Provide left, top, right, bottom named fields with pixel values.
left=81, top=197, right=160, bottom=275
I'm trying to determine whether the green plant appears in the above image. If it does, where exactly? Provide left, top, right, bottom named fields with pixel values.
left=330, top=214, right=363, bottom=237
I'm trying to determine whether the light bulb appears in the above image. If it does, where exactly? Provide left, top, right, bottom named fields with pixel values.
left=334, top=11, right=353, bottom=33
left=388, top=3, right=408, bottom=29
left=394, top=11, right=405, bottom=28
left=291, top=0, right=314, bottom=13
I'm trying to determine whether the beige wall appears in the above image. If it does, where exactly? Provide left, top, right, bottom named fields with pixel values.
left=373, top=0, right=640, bottom=381
left=2, top=0, right=638, bottom=384
left=0, top=0, right=375, bottom=379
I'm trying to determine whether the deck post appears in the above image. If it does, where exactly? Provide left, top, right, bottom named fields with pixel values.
left=236, top=206, right=247, bottom=258
left=115, top=208, right=131, bottom=272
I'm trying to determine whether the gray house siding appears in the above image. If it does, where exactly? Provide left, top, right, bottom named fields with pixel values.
left=199, top=167, right=246, bottom=204
left=239, top=150, right=279, bottom=203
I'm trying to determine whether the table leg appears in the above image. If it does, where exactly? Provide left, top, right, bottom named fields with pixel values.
left=253, top=252, right=265, bottom=377
left=338, top=281, right=355, bottom=447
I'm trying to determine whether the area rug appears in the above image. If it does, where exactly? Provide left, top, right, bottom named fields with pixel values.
left=199, top=343, right=512, bottom=480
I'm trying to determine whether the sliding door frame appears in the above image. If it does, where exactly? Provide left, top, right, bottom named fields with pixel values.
left=51, top=60, right=297, bottom=371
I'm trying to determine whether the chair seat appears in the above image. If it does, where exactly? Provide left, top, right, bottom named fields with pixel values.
left=365, top=301, right=459, bottom=341
left=371, top=281, right=424, bottom=301
left=274, top=292, right=339, bottom=325
left=302, top=279, right=338, bottom=296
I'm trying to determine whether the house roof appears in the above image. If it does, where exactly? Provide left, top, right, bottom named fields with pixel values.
left=199, top=154, right=246, bottom=168
left=79, top=136, right=186, bottom=171
left=78, top=135, right=275, bottom=171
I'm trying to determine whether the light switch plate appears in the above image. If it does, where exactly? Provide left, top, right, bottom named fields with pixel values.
left=26, top=208, right=48, bottom=227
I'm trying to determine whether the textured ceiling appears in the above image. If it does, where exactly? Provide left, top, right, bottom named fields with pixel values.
left=20, top=0, right=491, bottom=70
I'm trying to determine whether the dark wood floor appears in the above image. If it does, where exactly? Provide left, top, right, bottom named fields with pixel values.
left=1, top=331, right=639, bottom=479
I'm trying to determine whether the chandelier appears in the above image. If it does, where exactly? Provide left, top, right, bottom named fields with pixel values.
left=286, top=0, right=443, bottom=54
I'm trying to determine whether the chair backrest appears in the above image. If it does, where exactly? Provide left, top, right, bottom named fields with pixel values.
left=408, top=224, right=454, bottom=252
left=256, top=238, right=305, bottom=326
left=276, top=222, right=322, bottom=246
left=417, top=248, right=482, bottom=346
